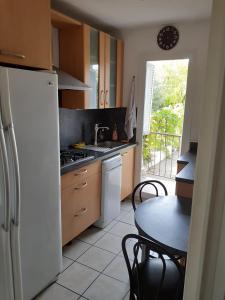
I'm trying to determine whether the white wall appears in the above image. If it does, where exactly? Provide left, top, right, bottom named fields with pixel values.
left=121, top=20, right=210, bottom=182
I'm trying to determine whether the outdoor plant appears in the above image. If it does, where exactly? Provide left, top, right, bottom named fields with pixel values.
left=143, top=61, right=188, bottom=168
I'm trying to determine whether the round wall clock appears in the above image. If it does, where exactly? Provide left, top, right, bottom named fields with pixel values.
left=157, top=26, right=179, bottom=50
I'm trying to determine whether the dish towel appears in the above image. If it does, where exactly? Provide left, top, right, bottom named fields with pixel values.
left=125, top=76, right=137, bottom=140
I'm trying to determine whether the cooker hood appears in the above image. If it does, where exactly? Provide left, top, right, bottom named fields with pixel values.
left=55, top=69, right=91, bottom=91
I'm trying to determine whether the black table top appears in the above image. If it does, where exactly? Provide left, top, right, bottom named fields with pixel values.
left=176, top=151, right=196, bottom=183
left=134, top=195, right=192, bottom=256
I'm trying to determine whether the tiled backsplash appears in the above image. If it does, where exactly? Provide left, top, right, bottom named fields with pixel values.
left=59, top=107, right=136, bottom=148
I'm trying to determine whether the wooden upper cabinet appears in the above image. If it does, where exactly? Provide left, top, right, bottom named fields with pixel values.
left=90, top=31, right=124, bottom=109
left=0, top=0, right=51, bottom=70
left=98, top=31, right=105, bottom=109
left=104, top=34, right=123, bottom=108
left=116, top=40, right=124, bottom=107
left=58, top=21, right=124, bottom=109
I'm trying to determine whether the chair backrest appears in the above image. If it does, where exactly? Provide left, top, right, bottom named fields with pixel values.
left=132, top=180, right=168, bottom=211
left=122, top=234, right=184, bottom=300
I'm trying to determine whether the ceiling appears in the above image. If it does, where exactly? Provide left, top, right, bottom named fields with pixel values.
left=52, top=0, right=213, bottom=31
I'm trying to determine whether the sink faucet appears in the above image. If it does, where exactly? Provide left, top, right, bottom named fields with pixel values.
left=94, top=123, right=109, bottom=146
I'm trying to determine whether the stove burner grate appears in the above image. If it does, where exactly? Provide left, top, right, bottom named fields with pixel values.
left=60, top=150, right=94, bottom=167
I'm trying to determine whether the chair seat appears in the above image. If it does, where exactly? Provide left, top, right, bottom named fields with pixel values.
left=133, top=258, right=184, bottom=300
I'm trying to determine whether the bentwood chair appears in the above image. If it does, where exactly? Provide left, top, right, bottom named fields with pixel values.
left=122, top=234, right=184, bottom=300
left=131, top=180, right=184, bottom=261
left=131, top=180, right=168, bottom=211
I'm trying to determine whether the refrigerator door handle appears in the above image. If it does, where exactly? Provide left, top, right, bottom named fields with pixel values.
left=0, top=69, right=20, bottom=226
left=8, top=125, right=20, bottom=226
left=0, top=127, right=10, bottom=232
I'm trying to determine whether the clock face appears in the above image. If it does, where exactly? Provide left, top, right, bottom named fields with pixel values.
left=157, top=26, right=179, bottom=50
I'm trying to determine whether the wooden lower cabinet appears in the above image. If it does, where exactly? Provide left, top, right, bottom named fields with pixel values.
left=121, top=147, right=135, bottom=201
left=177, top=162, right=187, bottom=173
left=61, top=161, right=101, bottom=190
left=61, top=161, right=101, bottom=246
left=176, top=181, right=193, bottom=199
left=176, top=162, right=193, bottom=198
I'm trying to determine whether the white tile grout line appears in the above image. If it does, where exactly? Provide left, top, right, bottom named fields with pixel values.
left=74, top=258, right=129, bottom=299
left=63, top=238, right=118, bottom=259
left=56, top=282, right=87, bottom=299
left=58, top=204, right=134, bottom=299
left=75, top=226, right=109, bottom=243
left=60, top=238, right=131, bottom=297
left=63, top=223, right=136, bottom=261
left=59, top=245, right=129, bottom=296
left=36, top=203, right=133, bottom=299
left=62, top=220, right=137, bottom=262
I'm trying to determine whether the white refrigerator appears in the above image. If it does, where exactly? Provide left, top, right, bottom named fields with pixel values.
left=0, top=67, right=62, bottom=300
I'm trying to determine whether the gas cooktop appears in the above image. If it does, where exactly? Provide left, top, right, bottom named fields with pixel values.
left=60, top=149, right=95, bottom=168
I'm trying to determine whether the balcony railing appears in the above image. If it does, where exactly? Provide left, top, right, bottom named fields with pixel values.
left=142, top=132, right=182, bottom=179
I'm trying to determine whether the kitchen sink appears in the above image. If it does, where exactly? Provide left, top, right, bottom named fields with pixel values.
left=81, top=141, right=125, bottom=153
left=97, top=141, right=125, bottom=148
left=81, top=145, right=111, bottom=152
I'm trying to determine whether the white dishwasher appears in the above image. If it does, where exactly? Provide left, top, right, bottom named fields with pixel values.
left=95, top=155, right=122, bottom=228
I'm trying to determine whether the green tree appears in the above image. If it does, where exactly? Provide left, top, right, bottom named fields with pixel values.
left=152, top=62, right=188, bottom=111
left=143, top=60, right=188, bottom=166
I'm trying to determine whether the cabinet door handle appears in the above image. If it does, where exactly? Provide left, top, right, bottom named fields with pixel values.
left=122, top=152, right=128, bottom=156
left=74, top=182, right=88, bottom=190
left=100, top=90, right=104, bottom=107
left=0, top=49, right=25, bottom=59
left=74, top=207, right=88, bottom=217
left=105, top=90, right=109, bottom=106
left=74, top=169, right=88, bottom=176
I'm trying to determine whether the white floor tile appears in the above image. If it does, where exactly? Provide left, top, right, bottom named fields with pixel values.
left=62, top=256, right=74, bottom=272
left=119, top=242, right=142, bottom=261
left=63, top=240, right=91, bottom=260
left=35, top=283, right=79, bottom=300
left=77, top=246, right=115, bottom=272
left=120, top=200, right=133, bottom=212
left=83, top=274, right=129, bottom=300
left=102, top=220, right=118, bottom=232
left=117, top=211, right=135, bottom=226
left=94, top=232, right=123, bottom=254
left=103, top=256, right=130, bottom=283
left=116, top=210, right=128, bottom=221
left=109, top=222, right=137, bottom=237
left=76, top=227, right=106, bottom=244
left=57, top=262, right=99, bottom=295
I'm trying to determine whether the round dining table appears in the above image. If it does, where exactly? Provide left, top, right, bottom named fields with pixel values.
left=134, top=195, right=192, bottom=257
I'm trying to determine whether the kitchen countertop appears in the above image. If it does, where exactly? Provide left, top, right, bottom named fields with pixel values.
left=61, top=143, right=136, bottom=175
left=175, top=151, right=196, bottom=184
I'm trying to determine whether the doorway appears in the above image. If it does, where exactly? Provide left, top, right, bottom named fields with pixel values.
left=142, top=59, right=189, bottom=194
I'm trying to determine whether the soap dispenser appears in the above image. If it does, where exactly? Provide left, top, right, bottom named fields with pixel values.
left=112, top=123, right=118, bottom=141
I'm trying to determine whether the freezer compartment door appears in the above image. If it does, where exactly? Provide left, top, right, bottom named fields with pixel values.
left=6, top=67, right=62, bottom=300
left=0, top=121, right=14, bottom=300
left=0, top=230, right=15, bottom=300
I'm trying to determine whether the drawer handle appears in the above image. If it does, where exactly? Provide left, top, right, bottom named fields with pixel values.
left=74, top=182, right=88, bottom=190
left=74, top=207, right=88, bottom=217
left=0, top=49, right=26, bottom=59
left=74, top=169, right=88, bottom=176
